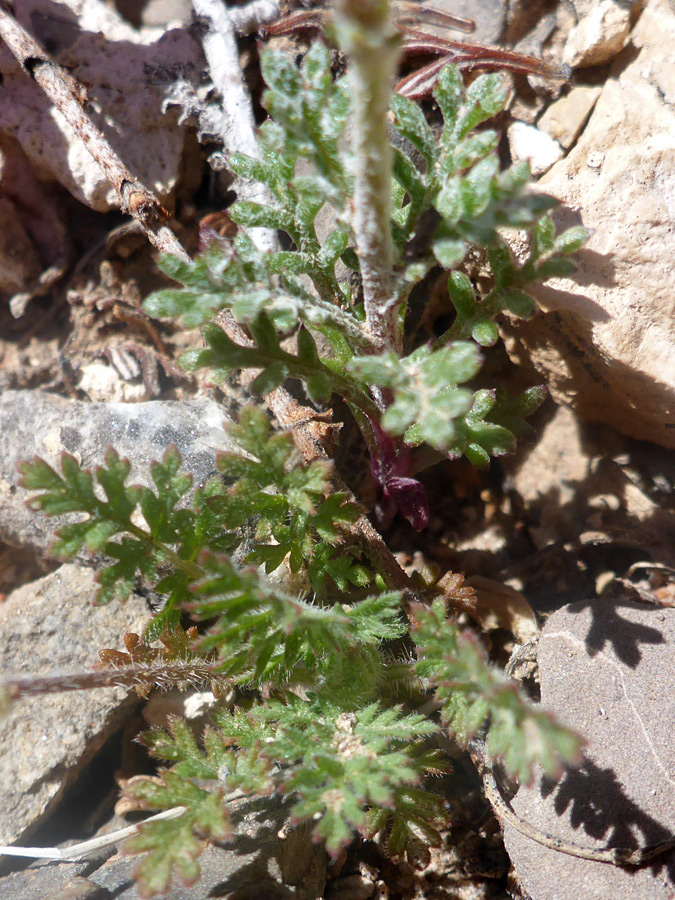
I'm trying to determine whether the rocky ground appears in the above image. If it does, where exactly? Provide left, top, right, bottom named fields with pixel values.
left=1, top=0, right=674, bottom=898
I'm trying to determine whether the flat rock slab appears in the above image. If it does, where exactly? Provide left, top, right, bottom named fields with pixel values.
left=89, top=798, right=326, bottom=899
left=0, top=866, right=105, bottom=900
left=503, top=599, right=675, bottom=899
left=0, top=564, right=150, bottom=846
left=0, top=390, right=235, bottom=555
left=0, top=797, right=325, bottom=900
left=0, top=853, right=113, bottom=900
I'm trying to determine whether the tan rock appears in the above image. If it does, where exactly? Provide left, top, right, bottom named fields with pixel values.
left=563, top=0, right=632, bottom=68
left=537, top=85, right=602, bottom=148
left=0, top=1, right=201, bottom=211
left=0, top=137, right=69, bottom=305
left=505, top=0, right=675, bottom=449
left=0, top=197, right=41, bottom=295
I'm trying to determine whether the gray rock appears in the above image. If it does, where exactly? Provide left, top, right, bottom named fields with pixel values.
left=0, top=564, right=150, bottom=846
left=0, top=390, right=236, bottom=556
left=505, top=0, right=553, bottom=46
left=0, top=862, right=109, bottom=900
left=503, top=598, right=675, bottom=899
left=0, top=797, right=326, bottom=900
left=88, top=797, right=326, bottom=899
left=52, top=877, right=113, bottom=900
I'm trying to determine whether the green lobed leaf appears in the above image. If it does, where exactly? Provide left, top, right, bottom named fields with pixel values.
left=391, top=93, right=438, bottom=169
left=348, top=343, right=483, bottom=452
left=217, top=698, right=442, bottom=856
left=554, top=225, right=590, bottom=255
left=456, top=72, right=508, bottom=140
left=471, top=318, right=499, bottom=347
left=123, top=772, right=231, bottom=897
left=411, top=599, right=583, bottom=781
left=502, top=290, right=536, bottom=318
left=189, top=552, right=399, bottom=685
left=433, top=64, right=463, bottom=139
left=433, top=238, right=466, bottom=268
left=448, top=270, right=476, bottom=319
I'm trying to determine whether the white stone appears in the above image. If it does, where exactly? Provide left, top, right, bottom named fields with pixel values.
left=585, top=150, right=605, bottom=168
left=507, top=121, right=564, bottom=177
left=563, top=0, right=632, bottom=68
left=78, top=361, right=150, bottom=404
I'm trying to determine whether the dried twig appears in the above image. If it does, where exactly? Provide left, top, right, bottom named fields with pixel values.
left=0, top=785, right=247, bottom=862
left=266, top=4, right=569, bottom=100
left=0, top=2, right=189, bottom=261
left=191, top=0, right=277, bottom=253
left=0, top=808, right=188, bottom=863
left=229, top=0, right=280, bottom=35
left=0, top=662, right=216, bottom=701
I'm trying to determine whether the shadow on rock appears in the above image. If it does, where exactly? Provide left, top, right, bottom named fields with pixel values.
left=541, top=757, right=675, bottom=883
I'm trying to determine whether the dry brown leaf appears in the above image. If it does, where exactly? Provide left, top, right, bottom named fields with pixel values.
left=464, top=575, right=539, bottom=643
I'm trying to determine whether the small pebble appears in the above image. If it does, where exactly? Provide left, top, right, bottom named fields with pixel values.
left=507, top=121, right=564, bottom=177
left=537, top=86, right=602, bottom=148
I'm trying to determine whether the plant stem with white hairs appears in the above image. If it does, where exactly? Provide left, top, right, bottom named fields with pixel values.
left=333, top=0, right=401, bottom=353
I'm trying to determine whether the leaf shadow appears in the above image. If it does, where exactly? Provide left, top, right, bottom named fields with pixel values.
left=502, top=406, right=675, bottom=659
left=567, top=596, right=664, bottom=669
left=207, top=795, right=324, bottom=899
left=539, top=758, right=675, bottom=883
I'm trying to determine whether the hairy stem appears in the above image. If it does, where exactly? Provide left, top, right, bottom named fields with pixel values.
left=334, top=0, right=401, bottom=353
left=0, top=661, right=219, bottom=701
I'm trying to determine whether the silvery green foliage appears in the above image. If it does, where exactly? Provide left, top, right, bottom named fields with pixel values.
left=144, top=45, right=586, bottom=473
left=411, top=599, right=584, bottom=784
left=20, top=402, right=584, bottom=894
left=347, top=342, right=482, bottom=450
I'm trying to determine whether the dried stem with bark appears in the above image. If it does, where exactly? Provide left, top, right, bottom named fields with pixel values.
left=0, top=1, right=189, bottom=261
